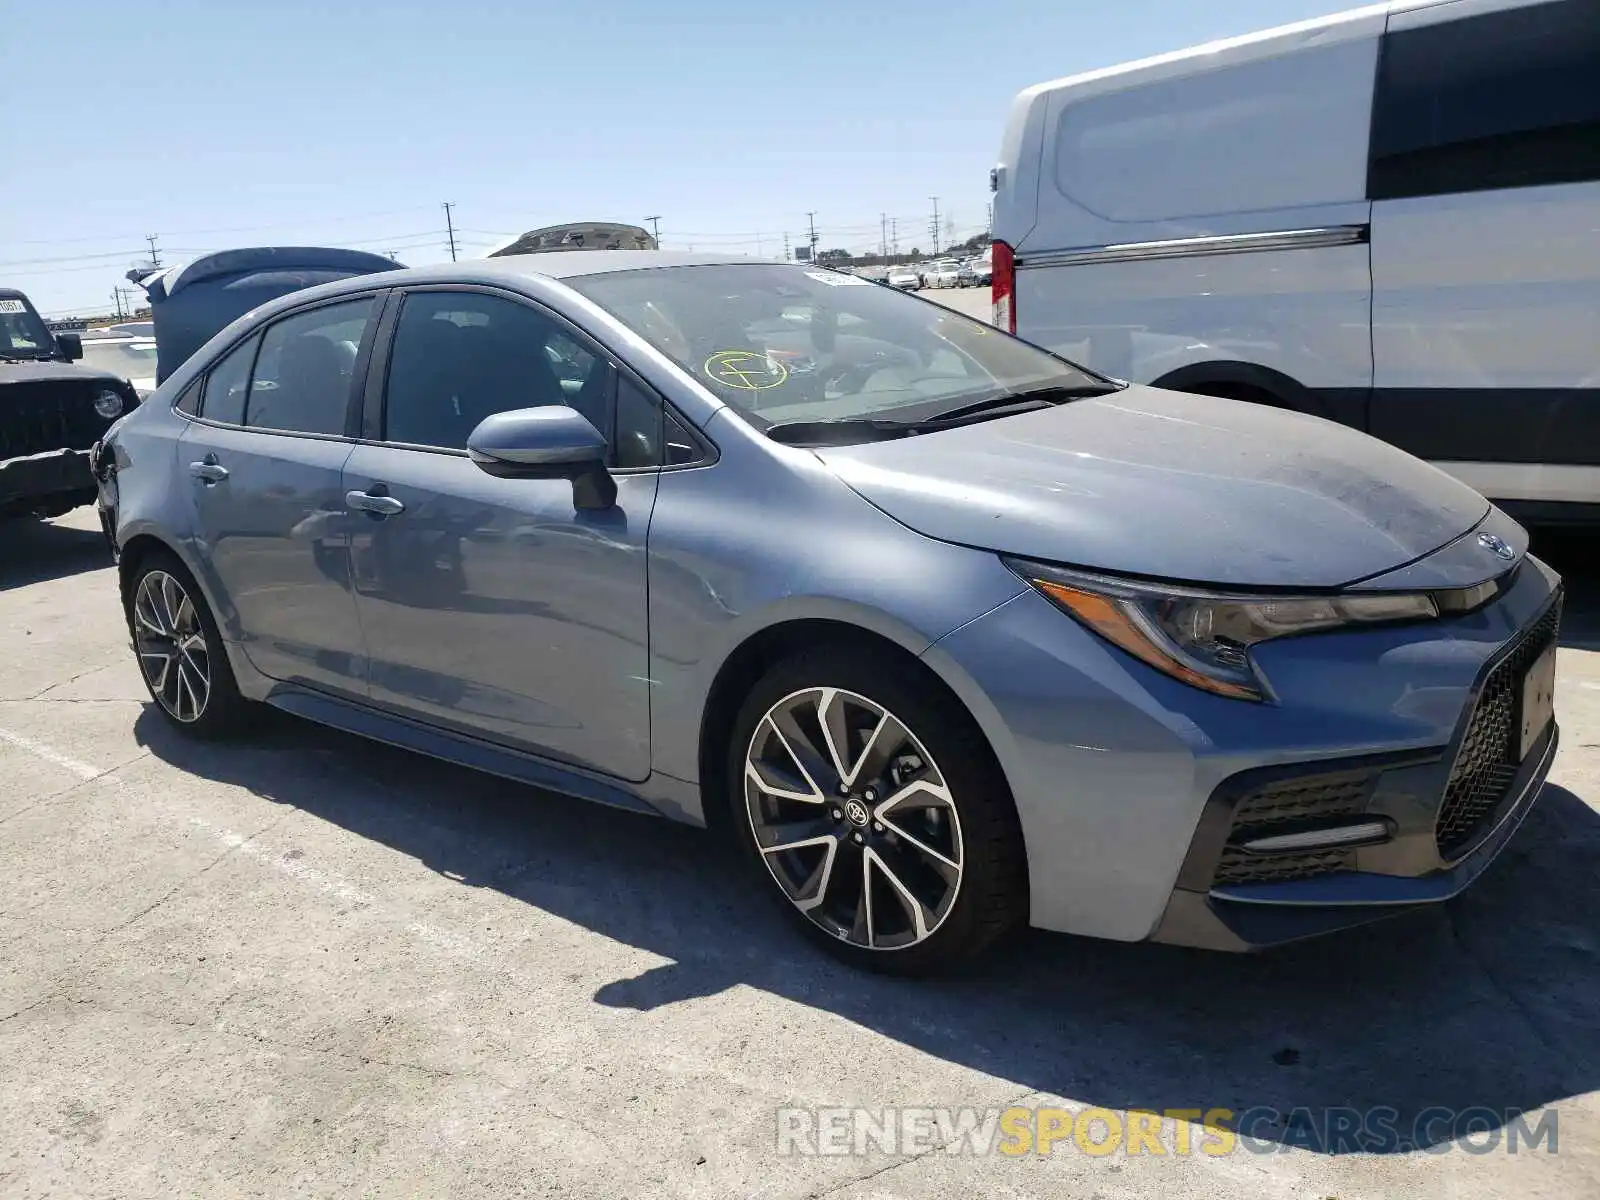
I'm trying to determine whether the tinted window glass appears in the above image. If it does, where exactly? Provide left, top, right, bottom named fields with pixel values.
left=200, top=335, right=258, bottom=425
left=612, top=374, right=663, bottom=468
left=174, top=380, right=200, bottom=416
left=384, top=291, right=616, bottom=452
left=1370, top=0, right=1600, bottom=200
left=245, top=298, right=372, bottom=435
left=568, top=263, right=1104, bottom=428
left=663, top=411, right=703, bottom=466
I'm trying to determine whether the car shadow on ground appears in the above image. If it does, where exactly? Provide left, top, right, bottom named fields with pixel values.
left=134, top=685, right=1600, bottom=1156
left=0, top=517, right=111, bottom=591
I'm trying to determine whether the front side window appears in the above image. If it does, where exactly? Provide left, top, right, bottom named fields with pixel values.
left=383, top=291, right=618, bottom=453
left=1370, top=0, right=1600, bottom=200
left=199, top=334, right=259, bottom=425
left=245, top=298, right=374, bottom=436
left=567, top=263, right=1106, bottom=430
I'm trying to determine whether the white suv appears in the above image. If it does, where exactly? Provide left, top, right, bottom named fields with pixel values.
left=991, top=0, right=1600, bottom=522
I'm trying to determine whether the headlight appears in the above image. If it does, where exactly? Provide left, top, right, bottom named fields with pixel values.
left=93, top=389, right=124, bottom=419
left=1006, top=558, right=1439, bottom=702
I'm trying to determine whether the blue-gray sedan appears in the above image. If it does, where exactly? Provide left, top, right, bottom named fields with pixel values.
left=93, top=252, right=1562, bottom=972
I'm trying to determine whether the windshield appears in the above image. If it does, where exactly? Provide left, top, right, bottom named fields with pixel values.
left=567, top=263, right=1104, bottom=427
left=0, top=296, right=55, bottom=359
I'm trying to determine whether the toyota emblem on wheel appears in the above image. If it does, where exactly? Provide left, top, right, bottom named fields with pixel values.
left=843, top=798, right=871, bottom=826
left=1477, top=532, right=1516, bottom=560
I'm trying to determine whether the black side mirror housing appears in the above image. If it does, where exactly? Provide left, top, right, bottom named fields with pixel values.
left=56, top=333, right=83, bottom=362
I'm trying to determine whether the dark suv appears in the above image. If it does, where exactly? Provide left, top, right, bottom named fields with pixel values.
left=1, top=288, right=139, bottom=520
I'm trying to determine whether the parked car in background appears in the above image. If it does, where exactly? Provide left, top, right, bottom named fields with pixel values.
left=96, top=250, right=1560, bottom=972
left=77, top=332, right=159, bottom=398
left=886, top=265, right=921, bottom=290
left=925, top=259, right=962, bottom=288
left=990, top=0, right=1600, bottom=523
left=967, top=256, right=993, bottom=287
left=1, top=287, right=139, bottom=520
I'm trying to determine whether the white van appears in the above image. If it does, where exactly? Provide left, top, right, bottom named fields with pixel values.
left=990, top=0, right=1600, bottom=522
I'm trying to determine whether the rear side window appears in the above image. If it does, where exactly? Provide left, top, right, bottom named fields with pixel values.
left=199, top=335, right=258, bottom=425
left=245, top=298, right=374, bottom=436
left=1370, top=0, right=1600, bottom=200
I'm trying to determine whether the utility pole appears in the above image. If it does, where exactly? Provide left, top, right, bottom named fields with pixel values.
left=986, top=201, right=994, bottom=232
left=806, top=211, right=819, bottom=262
left=442, top=201, right=459, bottom=262
left=644, top=215, right=661, bottom=245
left=783, top=232, right=791, bottom=261
left=111, top=289, right=125, bottom=319
left=144, top=234, right=162, bottom=268
left=880, top=213, right=888, bottom=263
left=385, top=250, right=398, bottom=262
left=891, top=217, right=899, bottom=258
left=928, top=197, right=941, bottom=256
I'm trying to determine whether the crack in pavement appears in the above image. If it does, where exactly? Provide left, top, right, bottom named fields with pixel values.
left=808, top=1085, right=1040, bottom=1200
left=101, top=808, right=298, bottom=937
left=23, top=992, right=614, bottom=1143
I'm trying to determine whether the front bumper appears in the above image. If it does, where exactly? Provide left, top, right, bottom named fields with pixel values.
left=0, top=447, right=96, bottom=514
left=922, top=550, right=1563, bottom=947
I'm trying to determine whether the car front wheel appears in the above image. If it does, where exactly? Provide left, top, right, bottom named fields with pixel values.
left=729, top=646, right=1028, bottom=974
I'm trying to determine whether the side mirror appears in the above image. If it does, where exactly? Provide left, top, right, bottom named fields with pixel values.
left=56, top=332, right=83, bottom=362
left=467, top=406, right=616, bottom=510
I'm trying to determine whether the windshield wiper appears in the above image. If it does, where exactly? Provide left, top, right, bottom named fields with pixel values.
left=765, top=382, right=1124, bottom=447
left=917, top=382, right=1121, bottom=427
left=766, top=418, right=917, bottom=446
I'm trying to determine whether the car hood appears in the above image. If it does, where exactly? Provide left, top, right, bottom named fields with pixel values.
left=0, top=360, right=127, bottom=387
left=814, top=385, right=1493, bottom=589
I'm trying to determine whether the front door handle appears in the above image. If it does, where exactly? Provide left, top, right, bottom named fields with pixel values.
left=188, top=460, right=229, bottom=484
left=346, top=489, right=405, bottom=517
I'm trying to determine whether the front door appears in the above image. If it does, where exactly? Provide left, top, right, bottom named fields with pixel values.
left=343, top=287, right=658, bottom=781
left=178, top=295, right=379, bottom=696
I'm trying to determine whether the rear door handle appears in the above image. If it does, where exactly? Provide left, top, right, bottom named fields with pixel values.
left=345, top=490, right=405, bottom=517
left=188, top=461, right=229, bottom=484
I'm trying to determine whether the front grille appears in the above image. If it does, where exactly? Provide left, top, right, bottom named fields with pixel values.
left=0, top=380, right=116, bottom=461
left=1212, top=773, right=1373, bottom=886
left=1435, top=599, right=1562, bottom=860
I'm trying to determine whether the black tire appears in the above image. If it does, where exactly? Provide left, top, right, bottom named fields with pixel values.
left=125, top=548, right=250, bottom=738
left=727, top=644, right=1028, bottom=975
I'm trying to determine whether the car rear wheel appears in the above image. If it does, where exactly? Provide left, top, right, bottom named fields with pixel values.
left=127, top=551, right=247, bottom=737
left=729, top=646, right=1028, bottom=974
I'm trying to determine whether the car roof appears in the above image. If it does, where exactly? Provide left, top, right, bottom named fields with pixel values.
left=467, top=249, right=775, bottom=280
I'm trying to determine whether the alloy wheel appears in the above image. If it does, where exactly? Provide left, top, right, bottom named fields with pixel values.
left=744, top=687, right=964, bottom=950
left=133, top=570, right=211, bottom=723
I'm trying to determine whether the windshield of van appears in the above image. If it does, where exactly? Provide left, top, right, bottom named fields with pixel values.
left=0, top=295, right=56, bottom=360
left=568, top=263, right=1107, bottom=430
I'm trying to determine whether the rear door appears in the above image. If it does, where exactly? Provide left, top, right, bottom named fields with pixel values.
left=177, top=292, right=383, bottom=697
left=1368, top=0, right=1600, bottom=504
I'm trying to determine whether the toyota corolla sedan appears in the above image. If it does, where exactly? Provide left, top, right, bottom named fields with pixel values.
left=93, top=252, right=1561, bottom=973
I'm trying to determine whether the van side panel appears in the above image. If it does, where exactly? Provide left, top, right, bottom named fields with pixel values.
left=1367, top=0, right=1600, bottom=505
left=1004, top=11, right=1385, bottom=406
left=1013, top=223, right=1374, bottom=399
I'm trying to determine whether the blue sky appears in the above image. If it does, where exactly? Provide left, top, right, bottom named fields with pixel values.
left=5, top=0, right=1347, bottom=315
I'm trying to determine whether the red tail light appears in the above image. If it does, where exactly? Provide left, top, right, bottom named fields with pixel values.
left=991, top=239, right=1016, bottom=334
